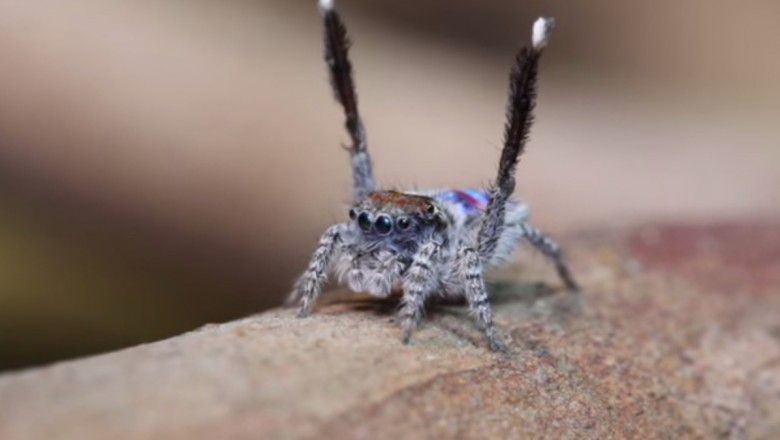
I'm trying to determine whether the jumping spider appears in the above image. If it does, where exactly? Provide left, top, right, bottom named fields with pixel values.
left=288, top=0, right=579, bottom=351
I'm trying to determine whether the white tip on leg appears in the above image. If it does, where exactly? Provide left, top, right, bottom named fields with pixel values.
left=318, top=0, right=334, bottom=13
left=532, top=17, right=555, bottom=50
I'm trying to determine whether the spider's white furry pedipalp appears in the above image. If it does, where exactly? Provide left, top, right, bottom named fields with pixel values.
left=532, top=17, right=555, bottom=50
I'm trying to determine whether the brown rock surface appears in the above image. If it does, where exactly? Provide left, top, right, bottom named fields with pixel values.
left=1, top=224, right=779, bottom=440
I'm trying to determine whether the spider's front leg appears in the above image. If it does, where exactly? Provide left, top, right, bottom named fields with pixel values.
left=399, top=241, right=441, bottom=344
left=457, top=247, right=508, bottom=352
left=287, top=223, right=347, bottom=317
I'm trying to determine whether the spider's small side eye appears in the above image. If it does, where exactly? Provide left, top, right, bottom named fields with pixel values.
left=426, top=204, right=436, bottom=214
left=357, top=212, right=373, bottom=231
left=397, top=217, right=411, bottom=231
left=348, top=208, right=357, bottom=220
left=375, top=214, right=393, bottom=235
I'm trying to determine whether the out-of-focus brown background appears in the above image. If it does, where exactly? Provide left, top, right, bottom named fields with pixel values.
left=0, top=0, right=777, bottom=371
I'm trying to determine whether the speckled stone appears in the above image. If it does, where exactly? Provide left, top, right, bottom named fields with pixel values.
left=1, top=223, right=779, bottom=440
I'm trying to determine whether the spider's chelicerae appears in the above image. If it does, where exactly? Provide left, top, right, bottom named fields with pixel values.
left=288, top=0, right=579, bottom=352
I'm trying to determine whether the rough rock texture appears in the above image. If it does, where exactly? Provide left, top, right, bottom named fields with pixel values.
left=1, top=224, right=779, bottom=440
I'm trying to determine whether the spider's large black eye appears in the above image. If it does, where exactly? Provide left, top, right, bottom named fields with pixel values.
left=374, top=214, right=393, bottom=235
left=348, top=208, right=357, bottom=220
left=357, top=212, right=373, bottom=231
left=397, top=216, right=411, bottom=231
left=426, top=204, right=436, bottom=214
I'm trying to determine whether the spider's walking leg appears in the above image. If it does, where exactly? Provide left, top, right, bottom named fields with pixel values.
left=288, top=223, right=345, bottom=317
left=520, top=222, right=579, bottom=291
left=457, top=247, right=507, bottom=352
left=319, top=0, right=375, bottom=201
left=478, top=19, right=553, bottom=261
left=399, top=241, right=441, bottom=344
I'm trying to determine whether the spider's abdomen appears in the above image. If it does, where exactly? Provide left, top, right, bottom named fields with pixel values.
left=429, top=189, right=530, bottom=227
left=434, top=189, right=489, bottom=213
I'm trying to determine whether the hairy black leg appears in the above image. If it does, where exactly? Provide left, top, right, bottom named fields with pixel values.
left=399, top=241, right=441, bottom=344
left=520, top=222, right=579, bottom=291
left=478, top=18, right=554, bottom=261
left=457, top=247, right=507, bottom=352
left=319, top=0, right=374, bottom=201
left=287, top=224, right=346, bottom=316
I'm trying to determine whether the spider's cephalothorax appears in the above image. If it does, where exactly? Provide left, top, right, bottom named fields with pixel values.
left=287, top=0, right=579, bottom=352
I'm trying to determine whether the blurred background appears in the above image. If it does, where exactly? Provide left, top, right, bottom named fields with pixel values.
left=0, top=0, right=778, bottom=371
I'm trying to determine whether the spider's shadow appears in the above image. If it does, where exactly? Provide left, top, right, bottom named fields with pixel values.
left=324, top=279, right=576, bottom=321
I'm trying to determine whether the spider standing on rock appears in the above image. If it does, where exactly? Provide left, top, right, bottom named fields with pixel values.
left=287, top=0, right=579, bottom=351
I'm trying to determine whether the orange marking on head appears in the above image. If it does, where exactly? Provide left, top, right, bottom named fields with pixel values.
left=368, top=191, right=436, bottom=214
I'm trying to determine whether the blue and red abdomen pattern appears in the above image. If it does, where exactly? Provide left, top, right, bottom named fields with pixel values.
left=434, top=189, right=490, bottom=213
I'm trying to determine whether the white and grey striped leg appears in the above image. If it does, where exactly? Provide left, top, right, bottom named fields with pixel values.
left=520, top=222, right=579, bottom=291
left=457, top=247, right=507, bottom=352
left=399, top=241, right=441, bottom=344
left=288, top=223, right=346, bottom=317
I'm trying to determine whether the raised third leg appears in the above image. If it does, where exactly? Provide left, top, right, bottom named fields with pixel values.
left=319, top=0, right=375, bottom=201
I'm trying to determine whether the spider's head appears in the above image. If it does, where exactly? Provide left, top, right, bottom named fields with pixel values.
left=347, top=191, right=448, bottom=242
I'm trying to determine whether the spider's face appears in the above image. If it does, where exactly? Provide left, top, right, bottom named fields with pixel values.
left=347, top=191, right=447, bottom=244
